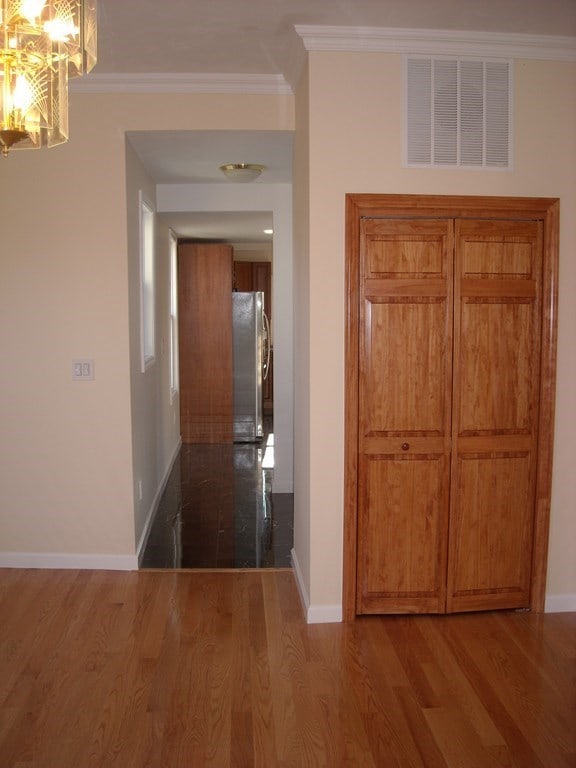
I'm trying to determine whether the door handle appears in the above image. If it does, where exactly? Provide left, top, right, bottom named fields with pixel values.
left=262, top=311, right=271, bottom=381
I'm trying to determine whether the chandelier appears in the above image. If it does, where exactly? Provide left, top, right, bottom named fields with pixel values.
left=0, top=0, right=97, bottom=157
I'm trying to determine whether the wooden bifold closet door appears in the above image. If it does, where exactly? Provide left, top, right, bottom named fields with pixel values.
left=347, top=196, right=558, bottom=617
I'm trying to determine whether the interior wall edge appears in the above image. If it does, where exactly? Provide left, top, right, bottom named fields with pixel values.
left=136, top=437, right=182, bottom=562
left=292, top=547, right=343, bottom=623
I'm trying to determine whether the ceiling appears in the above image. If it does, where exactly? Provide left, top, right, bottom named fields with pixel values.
left=100, top=0, right=575, bottom=242
left=128, top=129, right=291, bottom=244
left=96, top=0, right=576, bottom=77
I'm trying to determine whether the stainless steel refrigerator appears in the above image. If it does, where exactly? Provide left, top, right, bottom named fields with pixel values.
left=232, top=291, right=270, bottom=442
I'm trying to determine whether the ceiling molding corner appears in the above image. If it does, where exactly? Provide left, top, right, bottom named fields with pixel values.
left=294, top=25, right=576, bottom=62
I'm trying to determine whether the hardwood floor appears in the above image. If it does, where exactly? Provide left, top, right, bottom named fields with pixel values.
left=0, top=568, right=574, bottom=767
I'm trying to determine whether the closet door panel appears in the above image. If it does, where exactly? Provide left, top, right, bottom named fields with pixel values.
left=449, top=453, right=534, bottom=611
left=356, top=219, right=453, bottom=614
left=365, top=299, right=447, bottom=434
left=447, top=219, right=542, bottom=612
left=458, top=301, right=535, bottom=433
left=358, top=454, right=449, bottom=614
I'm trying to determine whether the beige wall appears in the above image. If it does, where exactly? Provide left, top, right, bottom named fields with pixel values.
left=0, top=53, right=573, bottom=613
left=0, top=92, right=293, bottom=566
left=298, top=52, right=576, bottom=614
left=292, top=61, right=313, bottom=606
left=0, top=105, right=135, bottom=563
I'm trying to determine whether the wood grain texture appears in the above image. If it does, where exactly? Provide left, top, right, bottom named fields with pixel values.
left=178, top=243, right=234, bottom=444
left=356, top=217, right=453, bottom=615
left=447, top=217, right=543, bottom=613
left=0, top=569, right=574, bottom=767
left=344, top=195, right=559, bottom=618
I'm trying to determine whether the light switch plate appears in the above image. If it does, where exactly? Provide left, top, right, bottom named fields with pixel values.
left=72, top=359, right=94, bottom=380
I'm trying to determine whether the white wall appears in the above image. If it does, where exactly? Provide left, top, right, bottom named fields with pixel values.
left=292, top=52, right=576, bottom=619
left=156, top=182, right=294, bottom=494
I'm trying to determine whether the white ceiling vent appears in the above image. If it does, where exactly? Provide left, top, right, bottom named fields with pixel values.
left=405, top=57, right=512, bottom=169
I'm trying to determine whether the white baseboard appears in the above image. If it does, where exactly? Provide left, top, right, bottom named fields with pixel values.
left=307, top=602, right=343, bottom=623
left=290, top=547, right=310, bottom=616
left=291, top=548, right=342, bottom=624
left=136, top=437, right=182, bottom=562
left=0, top=439, right=183, bottom=574
left=545, top=593, right=576, bottom=613
left=0, top=552, right=138, bottom=570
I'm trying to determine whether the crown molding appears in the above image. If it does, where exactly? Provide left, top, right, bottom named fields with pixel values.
left=69, top=27, right=576, bottom=96
left=295, top=25, right=576, bottom=62
left=70, top=72, right=293, bottom=95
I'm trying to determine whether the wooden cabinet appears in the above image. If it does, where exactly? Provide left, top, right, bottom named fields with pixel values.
left=345, top=195, right=559, bottom=617
left=178, top=243, right=233, bottom=443
left=234, top=260, right=273, bottom=413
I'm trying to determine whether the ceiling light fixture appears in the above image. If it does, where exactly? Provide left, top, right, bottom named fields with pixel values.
left=0, top=0, right=97, bottom=157
left=219, top=163, right=267, bottom=183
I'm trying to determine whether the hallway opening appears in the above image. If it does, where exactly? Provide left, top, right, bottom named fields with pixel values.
left=140, top=416, right=294, bottom=568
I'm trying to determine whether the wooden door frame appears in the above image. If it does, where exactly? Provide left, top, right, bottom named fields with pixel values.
left=344, top=194, right=560, bottom=621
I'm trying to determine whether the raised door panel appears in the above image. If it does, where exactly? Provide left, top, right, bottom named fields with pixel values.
left=359, top=454, right=449, bottom=613
left=449, top=452, right=534, bottom=611
left=364, top=299, right=448, bottom=435
left=447, top=220, right=543, bottom=612
left=356, top=219, right=453, bottom=614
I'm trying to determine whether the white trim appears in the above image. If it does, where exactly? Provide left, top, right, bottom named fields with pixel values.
left=139, top=191, right=156, bottom=373
left=70, top=72, right=292, bottom=95
left=168, top=230, right=180, bottom=403
left=291, top=548, right=342, bottom=624
left=291, top=547, right=310, bottom=618
left=295, top=26, right=576, bottom=62
left=403, top=56, right=514, bottom=171
left=544, top=593, right=576, bottom=613
left=307, top=603, right=343, bottom=624
left=0, top=553, right=138, bottom=570
left=136, top=437, right=182, bottom=561
left=68, top=30, right=575, bottom=98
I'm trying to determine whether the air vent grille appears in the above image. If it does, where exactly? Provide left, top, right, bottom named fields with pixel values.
left=406, top=57, right=512, bottom=169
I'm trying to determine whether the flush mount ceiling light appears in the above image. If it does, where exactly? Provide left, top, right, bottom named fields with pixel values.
left=219, top=163, right=267, bottom=182
left=0, top=0, right=97, bottom=157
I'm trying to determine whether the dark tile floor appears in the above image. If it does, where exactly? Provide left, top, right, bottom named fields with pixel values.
left=140, top=420, right=293, bottom=569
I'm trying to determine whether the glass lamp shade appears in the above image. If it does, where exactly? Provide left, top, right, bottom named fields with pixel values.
left=0, top=0, right=97, bottom=155
left=219, top=163, right=267, bottom=182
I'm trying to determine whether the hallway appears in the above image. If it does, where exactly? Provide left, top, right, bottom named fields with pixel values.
left=140, top=419, right=293, bottom=569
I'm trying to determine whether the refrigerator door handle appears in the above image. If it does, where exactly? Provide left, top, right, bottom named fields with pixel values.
left=263, top=311, right=271, bottom=381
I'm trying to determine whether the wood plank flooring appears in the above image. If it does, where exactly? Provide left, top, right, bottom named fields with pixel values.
left=0, top=568, right=574, bottom=767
